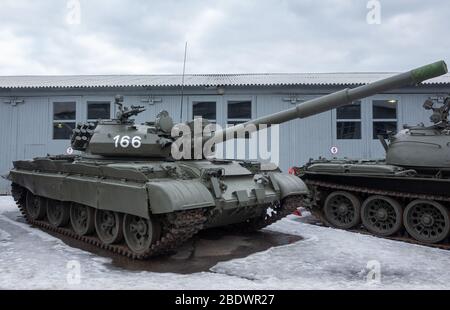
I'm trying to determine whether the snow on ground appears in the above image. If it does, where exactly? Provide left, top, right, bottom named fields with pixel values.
left=1, top=195, right=450, bottom=290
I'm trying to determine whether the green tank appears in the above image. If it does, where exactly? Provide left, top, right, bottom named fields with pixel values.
left=297, top=62, right=450, bottom=246
left=7, top=61, right=447, bottom=259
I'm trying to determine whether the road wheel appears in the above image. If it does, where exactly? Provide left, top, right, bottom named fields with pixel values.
left=25, top=191, right=46, bottom=221
left=404, top=200, right=450, bottom=244
left=70, top=203, right=95, bottom=236
left=324, top=191, right=361, bottom=229
left=95, top=209, right=123, bottom=245
left=123, top=214, right=160, bottom=255
left=47, top=200, right=70, bottom=228
left=361, top=195, right=403, bottom=237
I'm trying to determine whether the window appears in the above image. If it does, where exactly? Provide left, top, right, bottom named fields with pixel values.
left=87, top=102, right=111, bottom=121
left=228, top=100, right=252, bottom=125
left=336, top=101, right=361, bottom=139
left=337, top=103, right=361, bottom=119
left=373, top=100, right=397, bottom=139
left=192, top=101, right=216, bottom=122
left=373, top=100, right=397, bottom=119
left=53, top=102, right=76, bottom=140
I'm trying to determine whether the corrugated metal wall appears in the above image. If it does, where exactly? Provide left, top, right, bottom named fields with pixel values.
left=256, top=95, right=333, bottom=171
left=0, top=89, right=447, bottom=194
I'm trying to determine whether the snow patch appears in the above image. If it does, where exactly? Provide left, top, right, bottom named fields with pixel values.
left=0, top=228, right=12, bottom=247
left=1, top=196, right=450, bottom=290
left=0, top=196, right=15, bottom=214
left=212, top=216, right=450, bottom=289
left=0, top=214, right=59, bottom=243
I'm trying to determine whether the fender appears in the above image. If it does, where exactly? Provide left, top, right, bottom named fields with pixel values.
left=8, top=168, right=151, bottom=219
left=270, top=173, right=309, bottom=198
left=147, top=180, right=215, bottom=214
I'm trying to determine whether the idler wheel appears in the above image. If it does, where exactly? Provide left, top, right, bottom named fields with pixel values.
left=95, top=209, right=123, bottom=245
left=25, top=191, right=46, bottom=221
left=324, top=191, right=361, bottom=229
left=361, top=195, right=403, bottom=237
left=70, top=203, right=95, bottom=236
left=47, top=200, right=70, bottom=228
left=404, top=200, right=450, bottom=244
left=123, top=214, right=160, bottom=255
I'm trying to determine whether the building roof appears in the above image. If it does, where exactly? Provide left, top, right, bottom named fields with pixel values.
left=0, top=72, right=449, bottom=89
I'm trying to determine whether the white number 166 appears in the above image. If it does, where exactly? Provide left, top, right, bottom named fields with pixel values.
left=113, top=135, right=142, bottom=148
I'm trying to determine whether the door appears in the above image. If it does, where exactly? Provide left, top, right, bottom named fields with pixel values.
left=16, top=97, right=50, bottom=160
left=368, top=95, right=401, bottom=159
left=331, top=98, right=370, bottom=159
left=47, top=96, right=82, bottom=156
left=0, top=98, right=18, bottom=194
left=187, top=95, right=222, bottom=158
left=222, top=95, right=256, bottom=161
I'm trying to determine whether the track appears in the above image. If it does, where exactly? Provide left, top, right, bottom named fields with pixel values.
left=304, top=179, right=450, bottom=251
left=11, top=184, right=208, bottom=259
left=229, top=196, right=303, bottom=233
left=11, top=184, right=302, bottom=260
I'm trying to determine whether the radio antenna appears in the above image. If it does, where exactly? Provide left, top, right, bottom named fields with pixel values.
left=180, top=41, right=188, bottom=123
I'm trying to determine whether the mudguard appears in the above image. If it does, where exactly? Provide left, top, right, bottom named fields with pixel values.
left=8, top=169, right=151, bottom=219
left=270, top=173, right=309, bottom=198
left=147, top=180, right=215, bottom=214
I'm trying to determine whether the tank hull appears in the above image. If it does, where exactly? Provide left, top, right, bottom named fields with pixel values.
left=8, top=156, right=307, bottom=258
left=297, top=159, right=450, bottom=246
left=301, top=160, right=450, bottom=197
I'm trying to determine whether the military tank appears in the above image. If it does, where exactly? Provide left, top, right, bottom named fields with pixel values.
left=7, top=61, right=446, bottom=259
left=297, top=64, right=450, bottom=246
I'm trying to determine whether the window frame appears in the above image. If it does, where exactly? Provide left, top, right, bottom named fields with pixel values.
left=52, top=101, right=77, bottom=140
left=227, top=100, right=253, bottom=126
left=336, top=101, right=362, bottom=140
left=192, top=101, right=217, bottom=123
left=86, top=101, right=112, bottom=123
left=372, top=99, right=398, bottom=139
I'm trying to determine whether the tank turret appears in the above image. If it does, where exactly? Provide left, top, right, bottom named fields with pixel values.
left=385, top=94, right=450, bottom=170
left=73, top=95, right=175, bottom=158
left=74, top=60, right=448, bottom=160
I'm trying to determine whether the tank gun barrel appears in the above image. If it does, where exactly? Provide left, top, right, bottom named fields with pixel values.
left=211, top=60, right=447, bottom=142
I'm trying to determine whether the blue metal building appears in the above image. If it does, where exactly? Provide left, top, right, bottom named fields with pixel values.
left=1, top=72, right=450, bottom=194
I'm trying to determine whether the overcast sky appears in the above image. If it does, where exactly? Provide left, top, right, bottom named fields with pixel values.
left=0, top=0, right=449, bottom=75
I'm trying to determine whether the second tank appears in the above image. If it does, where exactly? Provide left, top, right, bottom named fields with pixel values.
left=297, top=89, right=450, bottom=246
